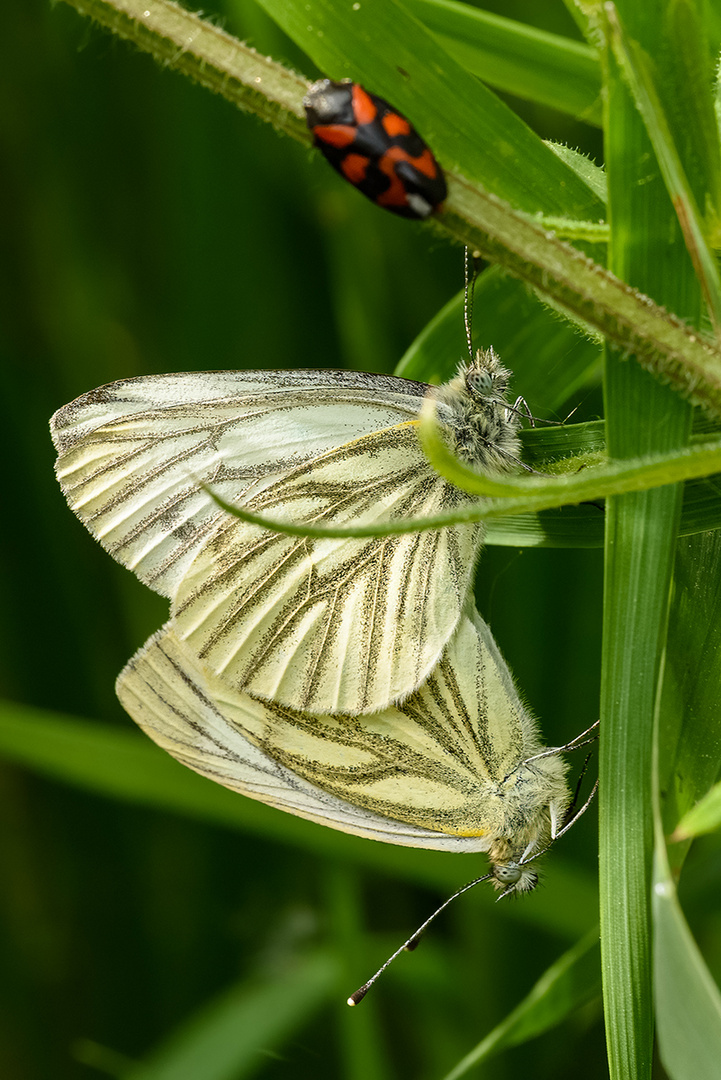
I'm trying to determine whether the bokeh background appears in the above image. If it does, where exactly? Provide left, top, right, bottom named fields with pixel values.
left=6, top=1, right=707, bottom=1077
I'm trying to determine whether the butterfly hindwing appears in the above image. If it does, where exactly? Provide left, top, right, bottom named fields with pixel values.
left=116, top=622, right=495, bottom=851
left=116, top=613, right=570, bottom=857
left=173, top=422, right=482, bottom=713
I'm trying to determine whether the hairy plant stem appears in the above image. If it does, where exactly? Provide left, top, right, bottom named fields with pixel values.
left=59, top=0, right=721, bottom=416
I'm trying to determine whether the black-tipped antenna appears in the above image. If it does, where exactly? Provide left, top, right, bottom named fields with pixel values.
left=348, top=755, right=600, bottom=1005
left=347, top=785, right=599, bottom=1006
left=347, top=871, right=494, bottom=1006
left=347, top=783, right=598, bottom=1005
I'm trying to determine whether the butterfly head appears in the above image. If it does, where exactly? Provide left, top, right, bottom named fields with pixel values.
left=463, top=347, right=512, bottom=403
left=430, top=347, right=522, bottom=471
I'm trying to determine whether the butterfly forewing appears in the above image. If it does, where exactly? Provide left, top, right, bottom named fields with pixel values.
left=116, top=622, right=498, bottom=851
left=173, top=423, right=482, bottom=714
left=52, top=370, right=484, bottom=714
left=50, top=370, right=429, bottom=599
left=116, top=612, right=569, bottom=855
left=226, top=611, right=530, bottom=838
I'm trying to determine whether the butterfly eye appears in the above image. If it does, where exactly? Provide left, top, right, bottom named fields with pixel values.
left=492, top=863, right=539, bottom=893
left=466, top=368, right=495, bottom=396
left=493, top=864, right=523, bottom=885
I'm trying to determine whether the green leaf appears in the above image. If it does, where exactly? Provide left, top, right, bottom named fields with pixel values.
left=248, top=0, right=604, bottom=217
left=653, top=838, right=721, bottom=1080
left=545, top=143, right=608, bottom=203
left=659, top=530, right=721, bottom=860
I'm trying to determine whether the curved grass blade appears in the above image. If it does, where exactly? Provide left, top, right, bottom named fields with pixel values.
left=440, top=930, right=600, bottom=1080
left=201, top=433, right=721, bottom=539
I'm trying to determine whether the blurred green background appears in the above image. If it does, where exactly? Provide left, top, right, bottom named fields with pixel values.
left=4, top=1, right=704, bottom=1077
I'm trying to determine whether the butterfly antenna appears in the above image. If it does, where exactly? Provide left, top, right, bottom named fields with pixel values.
left=561, top=752, right=597, bottom=831
left=347, top=871, right=493, bottom=1006
left=558, top=776, right=598, bottom=838
left=463, top=247, right=480, bottom=364
left=523, top=720, right=600, bottom=765
left=348, top=759, right=599, bottom=1005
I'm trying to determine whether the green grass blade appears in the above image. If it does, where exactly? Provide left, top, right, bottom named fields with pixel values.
left=672, top=781, right=721, bottom=840
left=599, top=468, right=680, bottom=1080
left=653, top=866, right=721, bottom=1080
left=606, top=2, right=721, bottom=331
left=653, top=818, right=721, bottom=1079
left=659, top=529, right=721, bottom=864
left=545, top=143, right=608, bottom=204
left=124, top=950, right=339, bottom=1080
left=597, top=0, right=708, bottom=1074
left=409, top=0, right=602, bottom=124
left=440, top=931, right=601, bottom=1080
left=485, top=472, right=721, bottom=546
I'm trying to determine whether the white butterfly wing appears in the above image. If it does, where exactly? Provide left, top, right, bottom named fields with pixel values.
left=52, top=369, right=483, bottom=714
left=51, top=369, right=428, bottom=599
left=174, top=422, right=482, bottom=714
left=218, top=607, right=566, bottom=850
left=116, top=623, right=493, bottom=852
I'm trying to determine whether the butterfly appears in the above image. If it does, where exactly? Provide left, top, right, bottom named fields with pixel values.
left=116, top=606, right=570, bottom=890
left=51, top=352, right=522, bottom=716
